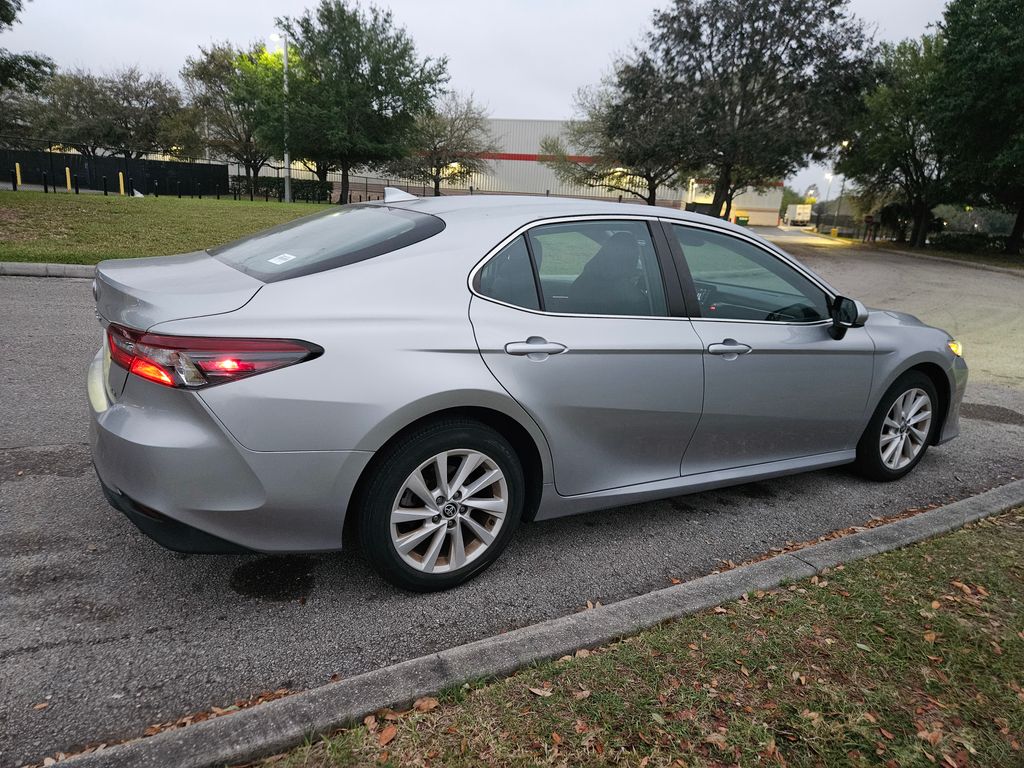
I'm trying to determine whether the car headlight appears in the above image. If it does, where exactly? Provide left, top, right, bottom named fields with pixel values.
left=947, top=339, right=964, bottom=357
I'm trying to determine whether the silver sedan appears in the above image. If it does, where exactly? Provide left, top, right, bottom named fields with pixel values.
left=87, top=192, right=967, bottom=591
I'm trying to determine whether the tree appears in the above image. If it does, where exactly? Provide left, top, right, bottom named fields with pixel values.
left=386, top=92, right=497, bottom=196
left=104, top=67, right=186, bottom=158
left=837, top=36, right=948, bottom=248
left=779, top=185, right=804, bottom=216
left=642, top=0, right=876, bottom=217
left=182, top=43, right=274, bottom=193
left=27, top=69, right=113, bottom=155
left=275, top=0, right=448, bottom=203
left=0, top=0, right=52, bottom=91
left=540, top=57, right=700, bottom=206
left=934, top=0, right=1024, bottom=255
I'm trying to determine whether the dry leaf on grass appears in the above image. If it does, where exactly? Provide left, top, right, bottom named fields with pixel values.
left=529, top=687, right=554, bottom=697
left=413, top=696, right=439, bottom=712
left=378, top=724, right=397, bottom=747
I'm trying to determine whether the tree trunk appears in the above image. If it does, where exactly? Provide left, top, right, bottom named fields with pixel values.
left=710, top=164, right=732, bottom=218
left=433, top=174, right=441, bottom=197
left=1005, top=200, right=1024, bottom=256
left=646, top=177, right=657, bottom=206
left=723, top=194, right=734, bottom=222
left=909, top=201, right=929, bottom=248
left=339, top=162, right=350, bottom=204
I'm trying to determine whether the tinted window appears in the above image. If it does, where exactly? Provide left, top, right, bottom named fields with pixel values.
left=477, top=236, right=540, bottom=310
left=210, top=204, right=445, bottom=282
left=528, top=220, right=668, bottom=317
left=672, top=225, right=828, bottom=322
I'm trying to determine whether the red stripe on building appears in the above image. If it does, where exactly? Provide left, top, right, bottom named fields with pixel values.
left=480, top=152, right=596, bottom=164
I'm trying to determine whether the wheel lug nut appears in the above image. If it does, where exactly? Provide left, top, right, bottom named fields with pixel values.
left=435, top=496, right=444, bottom=505
left=431, top=515, right=440, bottom=524
left=453, top=491, right=461, bottom=500
left=446, top=519, right=455, bottom=528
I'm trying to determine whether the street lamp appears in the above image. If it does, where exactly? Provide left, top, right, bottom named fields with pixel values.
left=270, top=32, right=291, bottom=203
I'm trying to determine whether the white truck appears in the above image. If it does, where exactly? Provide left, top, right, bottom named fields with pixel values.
left=784, top=203, right=812, bottom=226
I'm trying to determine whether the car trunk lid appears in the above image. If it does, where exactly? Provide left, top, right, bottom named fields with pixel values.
left=94, top=251, right=264, bottom=330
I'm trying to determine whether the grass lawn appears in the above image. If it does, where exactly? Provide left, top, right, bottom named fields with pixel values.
left=0, top=190, right=318, bottom=264
left=263, top=511, right=1024, bottom=767
left=874, top=242, right=1024, bottom=272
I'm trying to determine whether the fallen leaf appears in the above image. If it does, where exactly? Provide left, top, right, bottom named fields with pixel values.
left=670, top=577, right=682, bottom=585
left=573, top=689, right=591, bottom=700
left=705, top=732, right=729, bottom=750
left=856, top=642, right=872, bottom=652
left=551, top=731, right=562, bottom=745
left=529, top=687, right=554, bottom=698
left=33, top=702, right=49, bottom=711
left=924, top=632, right=937, bottom=644
left=880, top=728, right=896, bottom=740
left=378, top=724, right=397, bottom=747
left=413, top=696, right=439, bottom=713
left=363, top=714, right=377, bottom=732
left=713, top=606, right=728, bottom=614
left=931, top=600, right=941, bottom=609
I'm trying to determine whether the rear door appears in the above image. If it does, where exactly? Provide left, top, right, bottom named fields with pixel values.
left=469, top=217, right=704, bottom=497
left=664, top=222, right=875, bottom=475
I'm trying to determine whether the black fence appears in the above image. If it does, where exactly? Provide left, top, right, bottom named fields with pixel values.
left=1, top=146, right=228, bottom=196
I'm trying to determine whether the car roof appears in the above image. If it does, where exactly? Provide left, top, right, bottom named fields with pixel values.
left=381, top=193, right=752, bottom=235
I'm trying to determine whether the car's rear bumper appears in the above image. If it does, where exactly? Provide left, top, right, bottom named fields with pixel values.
left=88, top=349, right=373, bottom=553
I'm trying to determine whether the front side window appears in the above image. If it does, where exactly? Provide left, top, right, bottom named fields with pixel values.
left=671, top=225, right=829, bottom=322
left=210, top=204, right=445, bottom=282
left=528, top=220, right=668, bottom=317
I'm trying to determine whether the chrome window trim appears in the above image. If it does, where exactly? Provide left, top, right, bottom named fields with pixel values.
left=468, top=214, right=839, bottom=327
left=468, top=214, right=685, bottom=322
left=660, top=218, right=837, bottom=326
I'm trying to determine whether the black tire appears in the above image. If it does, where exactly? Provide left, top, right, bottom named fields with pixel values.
left=355, top=418, right=524, bottom=592
left=854, top=371, right=939, bottom=481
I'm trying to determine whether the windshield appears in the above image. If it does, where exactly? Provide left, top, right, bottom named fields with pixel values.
left=209, top=204, right=445, bottom=282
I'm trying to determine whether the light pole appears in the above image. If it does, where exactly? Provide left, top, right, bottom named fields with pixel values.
left=270, top=32, right=291, bottom=203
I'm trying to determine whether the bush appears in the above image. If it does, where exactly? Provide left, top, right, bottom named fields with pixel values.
left=229, top=175, right=333, bottom=201
left=929, top=231, right=1007, bottom=253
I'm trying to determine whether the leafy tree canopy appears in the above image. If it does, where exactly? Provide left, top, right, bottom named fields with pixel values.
left=934, top=0, right=1024, bottom=254
left=273, top=0, right=448, bottom=202
left=0, top=0, right=53, bottom=92
left=386, top=91, right=497, bottom=195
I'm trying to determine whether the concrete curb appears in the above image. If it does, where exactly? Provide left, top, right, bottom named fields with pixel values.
left=62, top=479, right=1024, bottom=768
left=0, top=261, right=95, bottom=279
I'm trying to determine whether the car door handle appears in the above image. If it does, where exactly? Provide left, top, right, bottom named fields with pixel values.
left=707, top=340, right=752, bottom=357
left=505, top=337, right=568, bottom=359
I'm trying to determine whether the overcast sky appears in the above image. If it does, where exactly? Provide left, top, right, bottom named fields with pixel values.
left=4, top=0, right=947, bottom=196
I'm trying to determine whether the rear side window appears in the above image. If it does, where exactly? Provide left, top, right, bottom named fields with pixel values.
left=210, top=204, right=445, bottom=282
left=477, top=236, right=540, bottom=310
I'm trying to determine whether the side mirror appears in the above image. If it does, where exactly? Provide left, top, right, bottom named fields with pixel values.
left=828, top=295, right=868, bottom=340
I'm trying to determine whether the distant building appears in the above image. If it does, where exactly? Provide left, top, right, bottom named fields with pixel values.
left=447, top=118, right=782, bottom=226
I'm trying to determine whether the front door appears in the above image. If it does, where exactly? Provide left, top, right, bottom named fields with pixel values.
left=664, top=223, right=876, bottom=475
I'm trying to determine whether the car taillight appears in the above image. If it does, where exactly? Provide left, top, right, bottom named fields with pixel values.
left=107, top=324, right=322, bottom=389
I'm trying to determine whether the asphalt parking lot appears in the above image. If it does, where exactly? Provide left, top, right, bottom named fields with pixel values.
left=2, top=241, right=1023, bottom=766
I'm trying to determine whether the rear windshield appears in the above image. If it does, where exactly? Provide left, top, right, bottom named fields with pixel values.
left=209, top=204, right=445, bottom=281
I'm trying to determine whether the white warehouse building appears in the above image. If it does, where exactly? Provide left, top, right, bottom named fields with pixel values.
left=448, top=118, right=783, bottom=226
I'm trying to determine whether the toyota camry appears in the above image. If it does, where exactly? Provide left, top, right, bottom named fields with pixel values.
left=88, top=191, right=967, bottom=591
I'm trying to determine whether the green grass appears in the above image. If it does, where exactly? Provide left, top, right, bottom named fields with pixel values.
left=875, top=241, right=1024, bottom=271
left=0, top=190, right=317, bottom=264
left=264, top=511, right=1024, bottom=767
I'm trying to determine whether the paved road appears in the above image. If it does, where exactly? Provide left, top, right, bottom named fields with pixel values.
left=3, top=246, right=1024, bottom=766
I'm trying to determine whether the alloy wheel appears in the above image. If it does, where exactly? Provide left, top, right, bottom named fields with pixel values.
left=390, top=449, right=508, bottom=573
left=879, top=387, right=932, bottom=470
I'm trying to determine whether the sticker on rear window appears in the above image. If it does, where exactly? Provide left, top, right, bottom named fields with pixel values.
left=268, top=253, right=296, bottom=265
